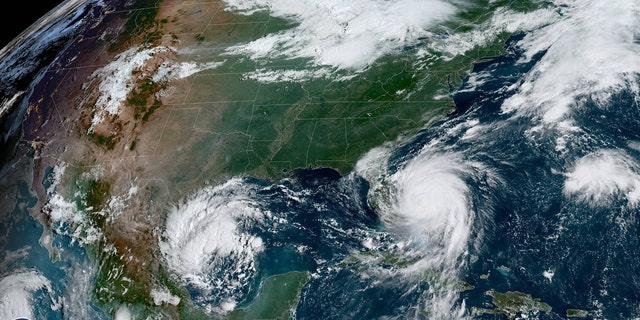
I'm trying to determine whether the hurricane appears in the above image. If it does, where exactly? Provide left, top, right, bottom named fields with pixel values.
left=2, top=0, right=640, bottom=318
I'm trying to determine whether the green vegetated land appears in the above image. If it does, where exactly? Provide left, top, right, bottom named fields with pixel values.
left=161, top=0, right=546, bottom=182
left=70, top=0, right=550, bottom=317
left=566, top=309, right=589, bottom=318
left=473, top=290, right=552, bottom=319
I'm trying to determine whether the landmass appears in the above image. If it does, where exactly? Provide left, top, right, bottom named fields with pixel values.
left=473, top=290, right=552, bottom=319
left=8, top=0, right=551, bottom=317
left=566, top=309, right=589, bottom=318
left=227, top=271, right=310, bottom=320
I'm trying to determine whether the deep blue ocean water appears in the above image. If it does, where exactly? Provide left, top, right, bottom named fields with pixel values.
left=183, top=37, right=640, bottom=319
left=4, top=6, right=640, bottom=319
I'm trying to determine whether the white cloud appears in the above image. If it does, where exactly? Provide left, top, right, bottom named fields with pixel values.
left=151, top=287, right=181, bottom=306
left=86, top=46, right=168, bottom=132
left=428, top=5, right=559, bottom=60
left=223, top=0, right=458, bottom=72
left=392, top=153, right=474, bottom=260
left=502, top=0, right=640, bottom=124
left=357, top=144, right=499, bottom=319
left=241, top=67, right=354, bottom=83
left=0, top=270, right=53, bottom=320
left=114, top=305, right=132, bottom=320
left=159, top=178, right=264, bottom=313
left=564, top=150, right=640, bottom=206
left=151, top=60, right=225, bottom=83
left=86, top=46, right=223, bottom=132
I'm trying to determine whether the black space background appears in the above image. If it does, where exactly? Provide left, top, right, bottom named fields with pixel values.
left=1, top=0, right=67, bottom=49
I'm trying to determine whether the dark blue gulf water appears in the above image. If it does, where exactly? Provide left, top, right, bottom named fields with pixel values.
left=210, top=36, right=640, bottom=319
left=253, top=170, right=428, bottom=319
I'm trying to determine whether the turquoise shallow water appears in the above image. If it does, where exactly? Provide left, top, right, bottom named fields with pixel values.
left=3, top=0, right=640, bottom=318
left=9, top=42, right=639, bottom=320
left=175, top=36, right=640, bottom=318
